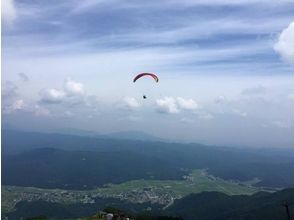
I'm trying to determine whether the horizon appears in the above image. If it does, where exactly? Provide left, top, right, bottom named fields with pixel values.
left=4, top=128, right=294, bottom=151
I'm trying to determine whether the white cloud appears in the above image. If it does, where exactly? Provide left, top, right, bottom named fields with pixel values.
left=156, top=97, right=199, bottom=114
left=3, top=99, right=26, bottom=114
left=12, top=99, right=25, bottom=110
left=274, top=21, right=294, bottom=64
left=40, top=89, right=65, bottom=103
left=176, top=97, right=199, bottom=110
left=2, top=0, right=17, bottom=25
left=64, top=78, right=84, bottom=95
left=156, top=97, right=179, bottom=114
left=123, top=97, right=141, bottom=109
left=3, top=99, right=51, bottom=116
left=39, top=78, right=86, bottom=104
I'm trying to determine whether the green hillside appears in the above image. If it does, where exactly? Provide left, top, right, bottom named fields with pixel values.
left=166, top=188, right=294, bottom=220
left=3, top=130, right=294, bottom=189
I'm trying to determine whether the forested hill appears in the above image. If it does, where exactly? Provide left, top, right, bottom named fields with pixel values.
left=3, top=130, right=294, bottom=189
left=166, top=188, right=294, bottom=220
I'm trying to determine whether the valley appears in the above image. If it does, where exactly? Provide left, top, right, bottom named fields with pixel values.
left=2, top=169, right=263, bottom=214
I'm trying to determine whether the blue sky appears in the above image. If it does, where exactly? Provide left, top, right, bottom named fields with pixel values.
left=2, top=0, right=294, bottom=147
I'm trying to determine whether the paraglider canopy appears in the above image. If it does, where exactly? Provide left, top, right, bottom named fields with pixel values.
left=133, top=73, right=159, bottom=83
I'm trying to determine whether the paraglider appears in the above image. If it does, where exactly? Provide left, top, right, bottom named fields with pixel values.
left=133, top=73, right=159, bottom=83
left=133, top=73, right=159, bottom=99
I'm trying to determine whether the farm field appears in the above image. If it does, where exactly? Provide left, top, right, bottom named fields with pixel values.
left=2, top=169, right=264, bottom=213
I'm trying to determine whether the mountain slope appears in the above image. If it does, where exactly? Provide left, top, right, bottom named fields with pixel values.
left=166, top=189, right=294, bottom=220
left=2, top=148, right=185, bottom=189
left=2, top=130, right=294, bottom=188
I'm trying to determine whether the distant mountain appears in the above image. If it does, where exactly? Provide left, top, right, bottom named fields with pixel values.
left=50, top=127, right=102, bottom=137
left=3, top=128, right=165, bottom=142
left=2, top=130, right=294, bottom=189
left=2, top=147, right=185, bottom=189
left=105, top=130, right=164, bottom=142
left=166, top=188, right=294, bottom=220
